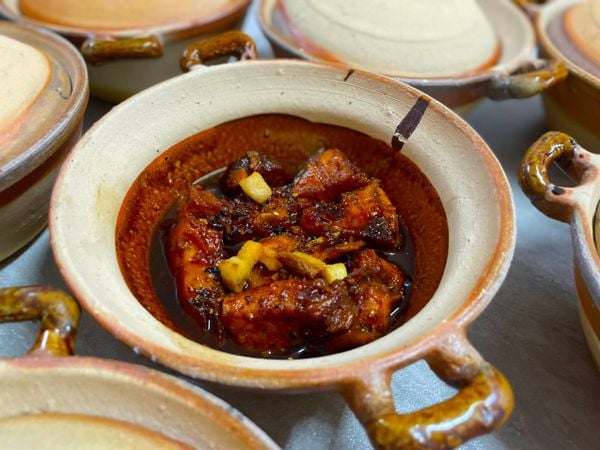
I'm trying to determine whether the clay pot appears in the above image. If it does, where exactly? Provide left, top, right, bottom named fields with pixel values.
left=50, top=33, right=516, bottom=449
left=520, top=131, right=600, bottom=370
left=0, top=22, right=88, bottom=261
left=259, top=0, right=569, bottom=115
left=518, top=0, right=600, bottom=152
left=0, top=0, right=250, bottom=102
left=0, top=287, right=278, bottom=449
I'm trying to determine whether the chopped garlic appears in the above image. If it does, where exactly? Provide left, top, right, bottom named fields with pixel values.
left=239, top=172, right=272, bottom=204
left=322, top=263, right=348, bottom=284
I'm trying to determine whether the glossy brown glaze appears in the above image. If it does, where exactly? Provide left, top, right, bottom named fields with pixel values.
left=81, top=36, right=163, bottom=65
left=181, top=30, right=257, bottom=72
left=116, top=114, right=448, bottom=348
left=0, top=287, right=80, bottom=356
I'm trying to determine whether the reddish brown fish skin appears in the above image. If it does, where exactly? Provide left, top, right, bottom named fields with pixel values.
left=300, top=181, right=400, bottom=249
left=292, top=148, right=369, bottom=201
left=221, top=151, right=293, bottom=195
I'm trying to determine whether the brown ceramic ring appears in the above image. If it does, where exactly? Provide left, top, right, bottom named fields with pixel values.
left=80, top=35, right=163, bottom=65
left=180, top=31, right=257, bottom=72
left=0, top=287, right=80, bottom=356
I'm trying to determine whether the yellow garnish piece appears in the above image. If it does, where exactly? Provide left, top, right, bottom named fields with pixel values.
left=239, top=172, right=272, bottom=204
left=237, top=240, right=264, bottom=265
left=322, top=263, right=348, bottom=284
left=259, top=247, right=283, bottom=271
left=218, top=256, right=252, bottom=293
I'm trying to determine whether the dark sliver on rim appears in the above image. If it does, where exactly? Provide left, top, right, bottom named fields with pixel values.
left=391, top=96, right=430, bottom=152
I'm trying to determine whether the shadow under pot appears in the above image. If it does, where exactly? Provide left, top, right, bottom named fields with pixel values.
left=520, top=132, right=600, bottom=370
left=0, top=0, right=251, bottom=102
left=0, top=287, right=278, bottom=449
left=518, top=0, right=600, bottom=152
left=50, top=33, right=517, bottom=449
left=259, top=0, right=568, bottom=115
left=0, top=22, right=88, bottom=262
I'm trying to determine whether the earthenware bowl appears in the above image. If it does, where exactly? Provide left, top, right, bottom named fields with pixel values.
left=0, top=22, right=87, bottom=262
left=518, top=0, right=600, bottom=152
left=520, top=132, right=600, bottom=370
left=0, top=287, right=279, bottom=449
left=259, top=0, right=568, bottom=115
left=0, top=0, right=250, bottom=102
left=50, top=33, right=516, bottom=449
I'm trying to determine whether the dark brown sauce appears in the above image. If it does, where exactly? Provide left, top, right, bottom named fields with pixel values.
left=116, top=114, right=449, bottom=357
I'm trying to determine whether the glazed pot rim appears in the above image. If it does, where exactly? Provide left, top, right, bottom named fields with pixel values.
left=0, top=0, right=251, bottom=41
left=534, top=0, right=600, bottom=85
left=258, top=0, right=536, bottom=87
left=0, top=354, right=279, bottom=449
left=49, top=59, right=515, bottom=389
left=0, top=21, right=88, bottom=191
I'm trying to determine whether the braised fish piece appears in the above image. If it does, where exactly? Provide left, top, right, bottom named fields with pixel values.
left=292, top=149, right=369, bottom=201
left=221, top=151, right=293, bottom=195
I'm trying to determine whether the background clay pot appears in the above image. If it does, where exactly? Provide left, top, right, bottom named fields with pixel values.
left=520, top=132, right=600, bottom=370
left=0, top=22, right=88, bottom=261
left=0, top=0, right=251, bottom=102
left=518, top=0, right=600, bottom=152
left=0, top=287, right=279, bottom=449
left=259, top=0, right=568, bottom=115
left=50, top=34, right=516, bottom=449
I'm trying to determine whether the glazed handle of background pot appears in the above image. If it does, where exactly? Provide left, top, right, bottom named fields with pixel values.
left=342, top=334, right=513, bottom=450
left=180, top=31, right=257, bottom=72
left=512, top=0, right=548, bottom=18
left=519, top=131, right=599, bottom=223
left=0, top=287, right=80, bottom=357
left=487, top=59, right=568, bottom=100
left=81, top=35, right=163, bottom=65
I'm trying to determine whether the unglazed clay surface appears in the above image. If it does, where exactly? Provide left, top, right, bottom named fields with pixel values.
left=0, top=35, right=49, bottom=137
left=18, top=0, right=245, bottom=30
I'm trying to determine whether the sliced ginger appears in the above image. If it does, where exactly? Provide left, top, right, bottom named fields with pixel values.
left=239, top=172, right=272, bottom=204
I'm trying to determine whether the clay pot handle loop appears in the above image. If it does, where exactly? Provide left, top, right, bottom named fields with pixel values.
left=487, top=59, right=568, bottom=100
left=342, top=335, right=513, bottom=449
left=81, top=35, right=163, bottom=65
left=0, top=287, right=80, bottom=357
left=512, top=0, right=547, bottom=18
left=519, top=131, right=598, bottom=222
left=180, top=31, right=257, bottom=72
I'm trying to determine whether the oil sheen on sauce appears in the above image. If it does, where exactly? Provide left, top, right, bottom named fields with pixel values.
left=116, top=114, right=449, bottom=358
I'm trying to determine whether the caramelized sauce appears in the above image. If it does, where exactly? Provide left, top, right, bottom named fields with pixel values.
left=116, top=114, right=449, bottom=357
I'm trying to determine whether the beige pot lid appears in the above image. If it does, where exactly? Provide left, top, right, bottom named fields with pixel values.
left=564, top=0, right=600, bottom=67
left=0, top=413, right=193, bottom=450
left=0, top=22, right=87, bottom=191
left=18, top=0, right=248, bottom=31
left=276, top=0, right=499, bottom=77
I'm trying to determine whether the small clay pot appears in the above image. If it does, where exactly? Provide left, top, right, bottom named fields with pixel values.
left=520, top=131, right=600, bottom=370
left=0, top=22, right=88, bottom=261
left=0, top=287, right=279, bottom=449
left=0, top=0, right=251, bottom=102
left=50, top=33, right=516, bottom=449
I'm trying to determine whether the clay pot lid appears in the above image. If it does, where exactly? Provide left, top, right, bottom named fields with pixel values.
left=18, top=0, right=249, bottom=32
left=0, top=413, right=192, bottom=449
left=0, top=22, right=87, bottom=191
left=564, top=0, right=600, bottom=68
left=275, top=0, right=500, bottom=78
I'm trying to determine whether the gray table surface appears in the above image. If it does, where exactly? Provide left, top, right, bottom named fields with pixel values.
left=1, top=3, right=599, bottom=449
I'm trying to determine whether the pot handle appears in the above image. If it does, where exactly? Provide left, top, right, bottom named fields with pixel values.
left=512, top=0, right=548, bottom=18
left=0, top=287, right=80, bottom=357
left=180, top=31, right=257, bottom=72
left=342, top=333, right=513, bottom=450
left=486, top=59, right=568, bottom=100
left=81, top=35, right=163, bottom=65
left=519, top=131, right=600, bottom=223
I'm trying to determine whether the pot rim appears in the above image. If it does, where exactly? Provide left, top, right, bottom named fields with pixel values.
left=0, top=354, right=279, bottom=449
left=258, top=0, right=536, bottom=87
left=49, top=59, right=516, bottom=390
left=534, top=0, right=600, bottom=86
left=0, top=21, right=88, bottom=191
left=0, top=0, right=251, bottom=42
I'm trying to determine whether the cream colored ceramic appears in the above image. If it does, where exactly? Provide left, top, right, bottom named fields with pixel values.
left=260, top=0, right=568, bottom=115
left=520, top=132, right=600, bottom=371
left=50, top=51, right=516, bottom=448
left=564, top=0, right=600, bottom=67
left=522, top=0, right=600, bottom=152
left=278, top=0, right=498, bottom=78
left=0, top=22, right=87, bottom=262
left=0, top=0, right=250, bottom=101
left=0, top=287, right=279, bottom=450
